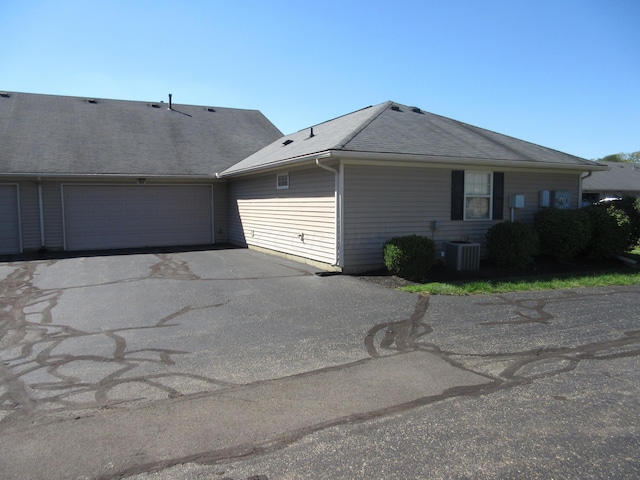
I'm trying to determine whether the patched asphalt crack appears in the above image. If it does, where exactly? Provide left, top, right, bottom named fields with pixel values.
left=1, top=257, right=639, bottom=479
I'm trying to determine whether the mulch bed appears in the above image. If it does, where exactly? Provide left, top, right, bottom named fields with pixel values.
left=354, top=255, right=635, bottom=290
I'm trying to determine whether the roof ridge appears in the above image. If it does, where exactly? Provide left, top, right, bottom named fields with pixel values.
left=334, top=101, right=393, bottom=150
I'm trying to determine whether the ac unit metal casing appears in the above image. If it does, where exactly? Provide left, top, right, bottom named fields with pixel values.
left=444, top=241, right=480, bottom=271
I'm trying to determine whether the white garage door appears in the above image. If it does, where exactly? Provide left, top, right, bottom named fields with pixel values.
left=0, top=185, right=21, bottom=254
left=63, top=185, right=213, bottom=251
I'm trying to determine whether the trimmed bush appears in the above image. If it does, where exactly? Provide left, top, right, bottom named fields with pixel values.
left=582, top=204, right=632, bottom=259
left=383, top=235, right=436, bottom=281
left=609, top=196, right=640, bottom=249
left=485, top=221, right=539, bottom=269
left=534, top=208, right=590, bottom=261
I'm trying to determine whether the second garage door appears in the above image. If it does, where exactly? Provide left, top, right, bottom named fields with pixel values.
left=0, top=185, right=21, bottom=254
left=63, top=184, right=213, bottom=251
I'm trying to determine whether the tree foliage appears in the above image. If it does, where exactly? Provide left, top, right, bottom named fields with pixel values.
left=594, top=151, right=640, bottom=163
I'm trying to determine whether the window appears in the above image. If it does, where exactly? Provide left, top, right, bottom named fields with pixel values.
left=276, top=173, right=289, bottom=189
left=464, top=172, right=492, bottom=220
left=451, top=170, right=504, bottom=221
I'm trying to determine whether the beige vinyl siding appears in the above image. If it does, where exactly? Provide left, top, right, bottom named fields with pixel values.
left=343, top=165, right=450, bottom=271
left=228, top=168, right=336, bottom=265
left=503, top=171, right=581, bottom=221
left=342, top=165, right=582, bottom=272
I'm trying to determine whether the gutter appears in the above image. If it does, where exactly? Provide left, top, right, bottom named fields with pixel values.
left=334, top=151, right=609, bottom=172
left=218, top=152, right=332, bottom=178
left=0, top=173, right=221, bottom=180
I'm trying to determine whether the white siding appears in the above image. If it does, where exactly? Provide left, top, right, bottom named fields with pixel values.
left=228, top=168, right=336, bottom=265
left=342, top=164, right=582, bottom=272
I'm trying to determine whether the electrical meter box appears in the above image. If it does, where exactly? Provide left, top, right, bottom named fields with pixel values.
left=509, top=194, right=525, bottom=208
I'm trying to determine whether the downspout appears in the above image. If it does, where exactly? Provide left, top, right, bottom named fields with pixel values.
left=37, top=177, right=45, bottom=248
left=315, top=158, right=342, bottom=268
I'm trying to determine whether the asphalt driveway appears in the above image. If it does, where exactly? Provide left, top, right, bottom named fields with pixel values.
left=1, top=248, right=639, bottom=479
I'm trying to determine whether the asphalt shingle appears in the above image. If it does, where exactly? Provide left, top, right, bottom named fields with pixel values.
left=220, top=101, right=597, bottom=176
left=0, top=92, right=282, bottom=177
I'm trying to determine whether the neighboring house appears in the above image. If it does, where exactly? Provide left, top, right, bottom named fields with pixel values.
left=581, top=162, right=640, bottom=205
left=219, top=101, right=605, bottom=273
left=0, top=91, right=282, bottom=255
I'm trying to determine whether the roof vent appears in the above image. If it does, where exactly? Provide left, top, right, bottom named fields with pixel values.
left=283, top=139, right=294, bottom=146
left=86, top=98, right=98, bottom=104
left=150, top=103, right=161, bottom=108
left=0, top=92, right=11, bottom=98
left=411, top=107, right=421, bottom=113
left=308, top=127, right=315, bottom=138
left=206, top=107, right=216, bottom=112
left=391, top=105, right=401, bottom=111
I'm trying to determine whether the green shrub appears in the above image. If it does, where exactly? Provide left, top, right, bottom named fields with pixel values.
left=383, top=235, right=436, bottom=281
left=534, top=208, right=590, bottom=260
left=609, top=196, right=640, bottom=249
left=485, top=221, right=539, bottom=269
left=582, top=204, right=632, bottom=259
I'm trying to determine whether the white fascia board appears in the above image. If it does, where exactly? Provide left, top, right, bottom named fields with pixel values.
left=333, top=151, right=607, bottom=172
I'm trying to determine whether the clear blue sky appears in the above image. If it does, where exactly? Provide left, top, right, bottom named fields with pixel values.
left=3, top=0, right=638, bottom=160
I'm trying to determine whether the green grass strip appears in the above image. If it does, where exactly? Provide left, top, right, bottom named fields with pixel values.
left=401, top=271, right=640, bottom=295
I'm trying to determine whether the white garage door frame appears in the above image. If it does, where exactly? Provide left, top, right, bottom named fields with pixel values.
left=0, top=184, right=22, bottom=254
left=61, top=183, right=214, bottom=251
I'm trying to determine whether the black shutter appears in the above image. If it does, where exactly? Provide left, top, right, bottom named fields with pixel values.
left=492, top=172, right=504, bottom=220
left=451, top=170, right=464, bottom=220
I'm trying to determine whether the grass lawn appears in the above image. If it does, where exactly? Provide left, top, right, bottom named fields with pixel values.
left=394, top=253, right=640, bottom=295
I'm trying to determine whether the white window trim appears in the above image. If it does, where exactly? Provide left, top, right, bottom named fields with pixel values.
left=464, top=171, right=493, bottom=221
left=276, top=173, right=289, bottom=190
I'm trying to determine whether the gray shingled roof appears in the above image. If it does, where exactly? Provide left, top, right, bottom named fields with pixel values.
left=220, top=101, right=600, bottom=176
left=582, top=162, right=640, bottom=193
left=0, top=91, right=282, bottom=177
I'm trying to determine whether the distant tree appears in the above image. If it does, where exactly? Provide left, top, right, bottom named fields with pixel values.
left=594, top=151, right=640, bottom=163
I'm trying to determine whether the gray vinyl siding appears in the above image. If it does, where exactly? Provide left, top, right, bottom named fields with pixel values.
left=342, top=165, right=582, bottom=272
left=213, top=182, right=228, bottom=243
left=42, top=181, right=64, bottom=249
left=17, top=181, right=41, bottom=250
left=228, top=168, right=336, bottom=265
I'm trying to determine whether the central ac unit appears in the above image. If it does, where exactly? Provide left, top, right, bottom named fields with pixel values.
left=444, top=241, right=480, bottom=271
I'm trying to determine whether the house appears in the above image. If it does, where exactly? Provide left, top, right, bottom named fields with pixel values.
left=581, top=162, right=640, bottom=205
left=2, top=93, right=605, bottom=273
left=219, top=101, right=605, bottom=273
left=0, top=91, right=282, bottom=255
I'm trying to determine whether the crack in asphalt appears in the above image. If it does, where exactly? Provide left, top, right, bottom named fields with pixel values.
left=1, top=255, right=639, bottom=478
left=0, top=255, right=239, bottom=421
left=365, top=289, right=640, bottom=389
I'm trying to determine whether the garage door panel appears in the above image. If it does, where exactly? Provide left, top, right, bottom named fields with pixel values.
left=0, top=185, right=21, bottom=254
left=63, top=185, right=213, bottom=251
